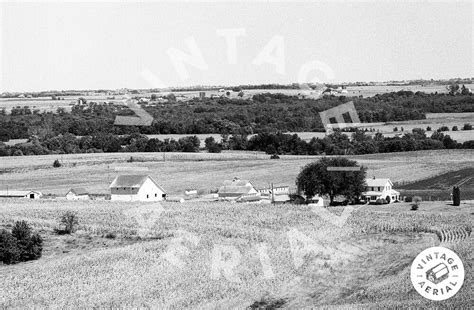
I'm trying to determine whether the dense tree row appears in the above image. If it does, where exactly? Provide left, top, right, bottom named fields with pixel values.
left=245, top=129, right=474, bottom=155
left=1, top=127, right=473, bottom=157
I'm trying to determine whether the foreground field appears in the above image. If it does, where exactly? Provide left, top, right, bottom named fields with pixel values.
left=0, top=200, right=472, bottom=308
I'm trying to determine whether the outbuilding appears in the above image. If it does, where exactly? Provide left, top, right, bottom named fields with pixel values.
left=218, top=177, right=259, bottom=200
left=0, top=190, right=42, bottom=199
left=65, top=188, right=90, bottom=200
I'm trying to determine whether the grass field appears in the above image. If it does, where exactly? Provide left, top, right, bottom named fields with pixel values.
left=1, top=150, right=473, bottom=197
left=0, top=199, right=472, bottom=308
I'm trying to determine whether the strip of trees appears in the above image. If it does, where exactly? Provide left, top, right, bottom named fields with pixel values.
left=1, top=127, right=473, bottom=157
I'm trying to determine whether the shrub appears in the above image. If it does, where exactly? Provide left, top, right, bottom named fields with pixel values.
left=438, top=126, right=449, bottom=132
left=0, top=229, right=20, bottom=264
left=270, top=154, right=280, bottom=159
left=0, top=221, right=43, bottom=264
left=411, top=196, right=422, bottom=210
left=405, top=196, right=413, bottom=202
left=426, top=126, right=432, bottom=131
left=58, top=211, right=79, bottom=234
left=463, top=123, right=472, bottom=130
left=452, top=126, right=458, bottom=131
left=105, top=232, right=117, bottom=239
left=53, top=159, right=61, bottom=167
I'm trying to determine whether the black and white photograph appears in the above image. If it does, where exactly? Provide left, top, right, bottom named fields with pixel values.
left=0, top=0, right=473, bottom=308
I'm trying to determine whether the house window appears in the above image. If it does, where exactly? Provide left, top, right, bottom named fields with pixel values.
left=155, top=193, right=157, bottom=197
left=147, top=194, right=149, bottom=199
left=378, top=187, right=381, bottom=191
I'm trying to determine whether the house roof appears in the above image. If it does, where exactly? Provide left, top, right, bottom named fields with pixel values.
left=109, top=175, right=166, bottom=193
left=218, top=179, right=255, bottom=195
left=0, top=190, right=42, bottom=197
left=68, top=188, right=88, bottom=196
left=365, top=178, right=393, bottom=187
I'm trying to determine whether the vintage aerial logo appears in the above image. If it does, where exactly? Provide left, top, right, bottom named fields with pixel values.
left=410, top=246, right=465, bottom=301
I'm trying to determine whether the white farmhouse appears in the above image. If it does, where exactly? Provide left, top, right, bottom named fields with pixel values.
left=362, top=178, right=400, bottom=204
left=65, top=188, right=90, bottom=200
left=109, top=175, right=167, bottom=202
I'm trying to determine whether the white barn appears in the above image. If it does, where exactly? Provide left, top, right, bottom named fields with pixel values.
left=65, top=188, right=90, bottom=200
left=362, top=178, right=400, bottom=204
left=109, top=175, right=167, bottom=202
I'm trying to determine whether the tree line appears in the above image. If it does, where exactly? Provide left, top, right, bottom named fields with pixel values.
left=1, top=127, right=472, bottom=157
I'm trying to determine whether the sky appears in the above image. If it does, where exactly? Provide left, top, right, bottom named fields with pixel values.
left=1, top=0, right=473, bottom=92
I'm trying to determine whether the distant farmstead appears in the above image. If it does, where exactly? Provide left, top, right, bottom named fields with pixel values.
left=218, top=178, right=259, bottom=200
left=65, top=188, right=90, bottom=200
left=109, top=175, right=167, bottom=201
left=0, top=190, right=42, bottom=199
left=362, top=178, right=400, bottom=204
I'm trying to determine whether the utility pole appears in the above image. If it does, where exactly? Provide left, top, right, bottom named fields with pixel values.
left=271, top=183, right=275, bottom=204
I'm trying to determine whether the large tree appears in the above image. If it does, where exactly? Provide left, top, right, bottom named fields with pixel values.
left=296, top=157, right=367, bottom=205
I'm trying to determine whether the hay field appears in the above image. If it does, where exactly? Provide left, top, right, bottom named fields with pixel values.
left=0, top=98, right=74, bottom=113
left=0, top=149, right=473, bottom=197
left=0, top=199, right=472, bottom=308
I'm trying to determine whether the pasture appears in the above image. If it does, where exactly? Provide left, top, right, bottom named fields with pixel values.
left=1, top=150, right=473, bottom=197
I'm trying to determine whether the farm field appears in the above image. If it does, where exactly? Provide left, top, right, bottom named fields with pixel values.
left=0, top=199, right=472, bottom=308
left=1, top=150, right=473, bottom=197
left=2, top=83, right=474, bottom=114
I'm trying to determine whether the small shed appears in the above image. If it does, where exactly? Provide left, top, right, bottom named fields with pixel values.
left=0, top=190, right=42, bottom=199
left=65, top=188, right=90, bottom=200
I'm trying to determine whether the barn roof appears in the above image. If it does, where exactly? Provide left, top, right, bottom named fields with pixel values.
left=218, top=179, right=256, bottom=196
left=365, top=178, right=393, bottom=187
left=109, top=175, right=166, bottom=193
left=68, top=188, right=88, bottom=196
left=0, top=190, right=42, bottom=197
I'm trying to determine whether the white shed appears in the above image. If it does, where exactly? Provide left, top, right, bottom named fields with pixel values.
left=65, top=188, right=90, bottom=200
left=0, top=190, right=42, bottom=199
left=109, top=175, right=167, bottom=202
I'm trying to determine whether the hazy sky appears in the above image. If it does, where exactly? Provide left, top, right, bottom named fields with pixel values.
left=1, top=1, right=472, bottom=92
